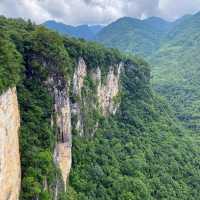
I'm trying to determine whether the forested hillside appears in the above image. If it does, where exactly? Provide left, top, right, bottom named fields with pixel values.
left=95, top=12, right=200, bottom=133
left=151, top=12, right=200, bottom=131
left=95, top=17, right=171, bottom=56
left=0, top=16, right=200, bottom=200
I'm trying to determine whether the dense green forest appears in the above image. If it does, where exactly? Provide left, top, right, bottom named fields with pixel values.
left=0, top=31, right=23, bottom=93
left=150, top=12, right=200, bottom=132
left=0, top=16, right=200, bottom=200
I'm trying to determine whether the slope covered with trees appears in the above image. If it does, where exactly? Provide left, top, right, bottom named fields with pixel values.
left=67, top=61, right=200, bottom=200
left=96, top=12, right=200, bottom=133
left=150, top=12, right=200, bottom=131
left=0, top=16, right=200, bottom=200
left=95, top=17, right=171, bottom=57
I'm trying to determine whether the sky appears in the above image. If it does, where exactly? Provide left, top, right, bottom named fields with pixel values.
left=0, top=0, right=200, bottom=25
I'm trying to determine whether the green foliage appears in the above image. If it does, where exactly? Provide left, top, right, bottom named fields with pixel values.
left=0, top=32, right=23, bottom=93
left=150, top=13, right=200, bottom=132
left=80, top=75, right=102, bottom=136
left=64, top=37, right=122, bottom=77
left=18, top=78, right=57, bottom=199
left=29, top=27, right=72, bottom=79
left=16, top=26, right=76, bottom=199
left=7, top=21, right=72, bottom=199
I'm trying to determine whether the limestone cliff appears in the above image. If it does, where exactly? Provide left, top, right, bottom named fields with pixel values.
left=0, top=18, right=138, bottom=199
left=71, top=58, right=122, bottom=135
left=0, top=87, right=21, bottom=200
left=47, top=57, right=122, bottom=189
left=96, top=63, right=123, bottom=116
left=72, top=58, right=87, bottom=136
left=47, top=76, right=72, bottom=191
left=73, top=58, right=87, bottom=96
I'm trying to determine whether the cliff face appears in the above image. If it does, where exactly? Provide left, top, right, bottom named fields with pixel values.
left=0, top=87, right=21, bottom=200
left=73, top=58, right=87, bottom=96
left=72, top=58, right=87, bottom=136
left=47, top=76, right=72, bottom=192
left=97, top=63, right=123, bottom=116
left=50, top=57, right=122, bottom=188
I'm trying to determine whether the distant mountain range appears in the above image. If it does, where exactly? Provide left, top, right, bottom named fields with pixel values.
left=43, top=20, right=103, bottom=40
left=95, top=16, right=172, bottom=56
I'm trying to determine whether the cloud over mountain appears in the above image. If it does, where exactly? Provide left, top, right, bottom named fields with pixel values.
left=0, top=0, right=200, bottom=25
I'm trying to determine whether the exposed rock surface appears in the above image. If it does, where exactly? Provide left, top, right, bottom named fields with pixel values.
left=54, top=143, right=71, bottom=190
left=91, top=63, right=123, bottom=116
left=72, top=58, right=87, bottom=136
left=72, top=58, right=122, bottom=132
left=47, top=76, right=72, bottom=191
left=0, top=87, right=21, bottom=200
left=73, top=58, right=87, bottom=96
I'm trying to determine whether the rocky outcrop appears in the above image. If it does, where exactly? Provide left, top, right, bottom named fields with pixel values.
left=73, top=58, right=87, bottom=96
left=54, top=143, right=71, bottom=191
left=98, top=64, right=122, bottom=115
left=72, top=58, right=122, bottom=135
left=47, top=76, right=72, bottom=191
left=54, top=92, right=72, bottom=191
left=0, top=87, right=21, bottom=200
left=92, top=63, right=123, bottom=116
left=72, top=58, right=87, bottom=136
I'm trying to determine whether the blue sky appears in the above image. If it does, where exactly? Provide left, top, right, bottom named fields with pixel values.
left=1, top=0, right=200, bottom=25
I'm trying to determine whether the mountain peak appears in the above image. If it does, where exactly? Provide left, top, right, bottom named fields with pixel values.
left=143, top=16, right=169, bottom=23
left=114, top=16, right=141, bottom=24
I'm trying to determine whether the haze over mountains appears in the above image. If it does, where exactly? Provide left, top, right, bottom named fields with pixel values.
left=43, top=20, right=104, bottom=40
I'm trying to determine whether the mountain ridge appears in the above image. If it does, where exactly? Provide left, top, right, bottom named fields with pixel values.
left=43, top=20, right=103, bottom=40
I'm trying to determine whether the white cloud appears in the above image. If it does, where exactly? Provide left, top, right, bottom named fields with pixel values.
left=0, top=0, right=200, bottom=25
left=159, top=0, right=200, bottom=20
